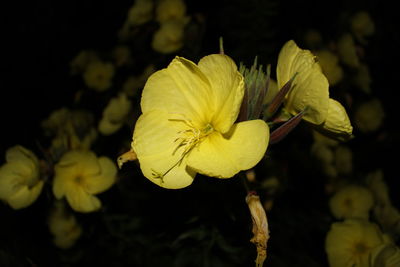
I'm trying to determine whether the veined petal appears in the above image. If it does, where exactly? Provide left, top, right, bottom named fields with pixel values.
left=66, top=186, right=101, bottom=213
left=187, top=120, right=269, bottom=178
left=83, top=157, right=117, bottom=194
left=198, top=54, right=244, bottom=133
left=132, top=110, right=196, bottom=189
left=141, top=56, right=213, bottom=128
left=277, top=40, right=330, bottom=125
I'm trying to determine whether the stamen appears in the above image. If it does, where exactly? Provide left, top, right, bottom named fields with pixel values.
left=151, top=115, right=215, bottom=181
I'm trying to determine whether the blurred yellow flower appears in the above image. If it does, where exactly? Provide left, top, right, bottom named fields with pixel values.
left=337, top=33, right=360, bottom=68
left=83, top=61, right=115, bottom=91
left=42, top=108, right=98, bottom=155
left=152, top=20, right=185, bottom=54
left=53, top=150, right=117, bottom=212
left=99, top=93, right=132, bottom=136
left=354, top=98, right=385, bottom=133
left=70, top=50, right=99, bottom=75
left=131, top=54, right=269, bottom=189
left=276, top=40, right=352, bottom=138
left=0, top=146, right=44, bottom=209
left=351, top=11, right=375, bottom=44
left=314, top=49, right=343, bottom=86
left=48, top=201, right=82, bottom=249
left=127, top=0, right=154, bottom=26
left=156, top=0, right=187, bottom=23
left=325, top=219, right=385, bottom=267
left=329, top=185, right=373, bottom=220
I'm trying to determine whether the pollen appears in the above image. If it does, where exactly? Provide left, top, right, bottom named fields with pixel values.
left=151, top=116, right=215, bottom=181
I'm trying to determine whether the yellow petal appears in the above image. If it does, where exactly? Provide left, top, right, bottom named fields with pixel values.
left=56, top=150, right=100, bottom=177
left=8, top=180, right=44, bottom=209
left=83, top=157, right=117, bottom=194
left=132, top=110, right=196, bottom=189
left=320, top=98, right=353, bottom=138
left=277, top=40, right=330, bottom=125
left=187, top=120, right=269, bottom=178
left=65, top=186, right=101, bottom=213
left=197, top=54, right=244, bottom=133
left=140, top=56, right=213, bottom=128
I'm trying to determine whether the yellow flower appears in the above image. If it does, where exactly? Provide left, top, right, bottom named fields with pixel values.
left=98, top=93, right=132, bottom=136
left=325, top=219, right=385, bottom=267
left=0, top=146, right=44, bottom=209
left=351, top=11, right=375, bottom=44
left=155, top=0, right=187, bottom=23
left=48, top=201, right=82, bottom=249
left=127, top=0, right=154, bottom=26
left=276, top=40, right=352, bottom=138
left=83, top=61, right=115, bottom=91
left=329, top=185, right=373, bottom=220
left=354, top=98, right=385, bottom=133
left=337, top=33, right=360, bottom=68
left=53, top=150, right=117, bottom=212
left=69, top=50, right=99, bottom=75
left=131, top=54, right=270, bottom=189
left=152, top=20, right=185, bottom=54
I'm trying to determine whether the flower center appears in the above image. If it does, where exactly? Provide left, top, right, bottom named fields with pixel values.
left=151, top=116, right=214, bottom=181
left=352, top=241, right=370, bottom=256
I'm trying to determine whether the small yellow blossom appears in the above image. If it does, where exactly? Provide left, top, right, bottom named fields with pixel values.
left=329, top=185, right=373, bottom=220
left=83, top=61, right=115, bottom=91
left=127, top=0, right=154, bottom=26
left=130, top=54, right=269, bottom=189
left=70, top=50, right=99, bottom=75
left=325, top=219, right=385, bottom=267
left=48, top=201, right=82, bottom=249
left=42, top=108, right=97, bottom=153
left=53, top=150, right=117, bottom=212
left=367, top=170, right=400, bottom=234
left=314, top=49, right=343, bottom=86
left=351, top=11, right=375, bottom=44
left=99, top=93, right=132, bottom=136
left=354, top=98, right=385, bottom=133
left=152, top=20, right=185, bottom=54
left=155, top=0, right=187, bottom=23
left=337, top=33, right=360, bottom=68
left=0, top=146, right=44, bottom=209
left=276, top=40, right=352, bottom=138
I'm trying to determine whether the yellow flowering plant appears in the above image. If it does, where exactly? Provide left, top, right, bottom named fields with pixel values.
left=128, top=54, right=270, bottom=189
left=6, top=2, right=397, bottom=266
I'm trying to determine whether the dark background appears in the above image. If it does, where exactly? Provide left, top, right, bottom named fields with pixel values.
left=1, top=0, right=399, bottom=266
